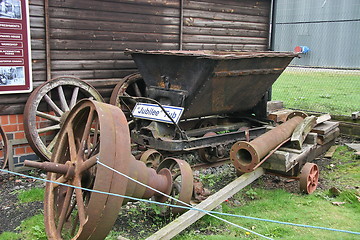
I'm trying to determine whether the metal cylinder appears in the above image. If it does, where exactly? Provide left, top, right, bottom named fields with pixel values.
left=230, top=112, right=306, bottom=173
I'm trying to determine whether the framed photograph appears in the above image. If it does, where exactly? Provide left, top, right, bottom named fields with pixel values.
left=0, top=0, right=32, bottom=94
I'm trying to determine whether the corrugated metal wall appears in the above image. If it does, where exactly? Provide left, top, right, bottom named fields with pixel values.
left=0, top=0, right=272, bottom=115
left=273, top=0, right=360, bottom=69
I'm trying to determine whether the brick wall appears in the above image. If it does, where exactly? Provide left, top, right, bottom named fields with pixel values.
left=0, top=114, right=39, bottom=169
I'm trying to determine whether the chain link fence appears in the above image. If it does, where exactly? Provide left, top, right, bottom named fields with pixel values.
left=271, top=0, right=360, bottom=116
left=272, top=67, right=360, bottom=116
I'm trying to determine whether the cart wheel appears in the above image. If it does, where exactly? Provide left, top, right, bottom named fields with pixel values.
left=156, top=158, right=193, bottom=215
left=44, top=99, right=130, bottom=239
left=0, top=125, right=9, bottom=169
left=24, top=76, right=104, bottom=161
left=299, top=163, right=319, bottom=194
left=109, top=73, right=146, bottom=120
left=198, top=132, right=223, bottom=163
left=140, top=149, right=163, bottom=168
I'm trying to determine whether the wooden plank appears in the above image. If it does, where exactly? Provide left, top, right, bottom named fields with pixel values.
left=183, top=9, right=268, bottom=23
left=184, top=0, right=269, bottom=16
left=290, top=116, right=316, bottom=150
left=50, top=8, right=180, bottom=25
left=316, top=114, right=331, bottom=125
left=183, top=18, right=268, bottom=31
left=49, top=1, right=180, bottom=17
left=50, top=39, right=179, bottom=51
left=317, top=128, right=340, bottom=145
left=49, top=29, right=179, bottom=43
left=183, top=34, right=267, bottom=45
left=184, top=26, right=268, bottom=37
left=267, top=100, right=284, bottom=113
left=311, top=121, right=339, bottom=135
left=145, top=168, right=265, bottom=240
left=50, top=19, right=179, bottom=35
left=267, top=109, right=295, bottom=123
left=324, top=145, right=338, bottom=158
left=263, top=144, right=315, bottom=172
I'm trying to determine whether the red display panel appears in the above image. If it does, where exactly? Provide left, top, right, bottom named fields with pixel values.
left=0, top=0, right=32, bottom=94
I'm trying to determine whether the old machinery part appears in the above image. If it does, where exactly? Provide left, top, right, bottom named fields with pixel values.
left=109, top=73, right=146, bottom=120
left=24, top=99, right=193, bottom=239
left=299, top=163, right=319, bottom=194
left=156, top=157, right=194, bottom=214
left=128, top=50, right=298, bottom=119
left=140, top=149, right=163, bottom=168
left=230, top=112, right=307, bottom=173
left=198, top=132, right=226, bottom=163
left=23, top=76, right=104, bottom=161
left=0, top=125, right=9, bottom=169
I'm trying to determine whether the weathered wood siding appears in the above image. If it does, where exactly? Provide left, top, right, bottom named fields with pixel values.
left=182, top=0, right=270, bottom=51
left=0, top=0, right=271, bottom=115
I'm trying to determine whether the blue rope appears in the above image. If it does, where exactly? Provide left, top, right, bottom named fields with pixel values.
left=1, top=168, right=359, bottom=236
left=97, top=160, right=273, bottom=240
left=0, top=168, right=272, bottom=240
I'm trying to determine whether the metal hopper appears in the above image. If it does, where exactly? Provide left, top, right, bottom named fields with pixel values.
left=128, top=50, right=298, bottom=119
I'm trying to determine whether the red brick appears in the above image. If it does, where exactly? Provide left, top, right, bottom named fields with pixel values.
left=0, top=115, right=9, bottom=125
left=17, top=114, right=24, bottom=124
left=14, top=132, right=25, bottom=139
left=25, top=146, right=34, bottom=154
left=9, top=115, right=17, bottom=124
left=15, top=147, right=26, bottom=155
left=3, top=124, right=18, bottom=132
left=17, top=124, right=24, bottom=131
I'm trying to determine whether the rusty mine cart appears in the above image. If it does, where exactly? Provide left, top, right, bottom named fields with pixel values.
left=23, top=50, right=337, bottom=239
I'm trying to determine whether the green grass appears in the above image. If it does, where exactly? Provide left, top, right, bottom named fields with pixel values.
left=0, top=232, right=19, bottom=240
left=175, top=147, right=360, bottom=240
left=272, top=70, right=360, bottom=115
left=176, top=188, right=360, bottom=240
left=17, top=187, right=44, bottom=203
left=0, top=214, right=46, bottom=240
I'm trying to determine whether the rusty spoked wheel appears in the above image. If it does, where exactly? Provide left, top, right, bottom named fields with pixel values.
left=24, top=76, right=104, bottom=161
left=0, top=125, right=9, bottom=169
left=109, top=73, right=146, bottom=120
left=156, top=158, right=193, bottom=215
left=140, top=149, right=163, bottom=168
left=44, top=99, right=130, bottom=239
left=299, top=163, right=319, bottom=194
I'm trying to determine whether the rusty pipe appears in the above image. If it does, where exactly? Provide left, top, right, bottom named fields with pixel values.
left=230, top=111, right=307, bottom=173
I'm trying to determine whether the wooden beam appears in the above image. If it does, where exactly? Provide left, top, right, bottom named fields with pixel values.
left=291, top=116, right=316, bottom=150
left=145, top=168, right=265, bottom=240
left=315, top=114, right=331, bottom=125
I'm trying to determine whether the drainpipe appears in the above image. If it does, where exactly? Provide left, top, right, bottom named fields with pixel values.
left=179, top=0, right=184, bottom=50
left=45, top=0, right=51, bottom=81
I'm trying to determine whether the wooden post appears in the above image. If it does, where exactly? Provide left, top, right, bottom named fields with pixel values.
left=145, top=168, right=265, bottom=240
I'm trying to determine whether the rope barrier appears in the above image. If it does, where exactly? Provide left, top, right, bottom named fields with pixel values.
left=1, top=167, right=359, bottom=237
left=0, top=167, right=272, bottom=240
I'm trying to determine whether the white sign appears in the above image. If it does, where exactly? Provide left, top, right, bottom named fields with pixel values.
left=132, top=103, right=184, bottom=124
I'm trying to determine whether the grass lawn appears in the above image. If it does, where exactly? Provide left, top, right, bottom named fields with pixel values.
left=272, top=69, right=360, bottom=115
left=174, top=146, right=360, bottom=240
left=1, top=146, right=358, bottom=240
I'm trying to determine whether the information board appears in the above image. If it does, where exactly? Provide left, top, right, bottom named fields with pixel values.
left=0, top=0, right=32, bottom=94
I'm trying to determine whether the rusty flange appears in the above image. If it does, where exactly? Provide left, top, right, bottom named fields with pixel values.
left=156, top=157, right=194, bottom=214
left=23, top=76, right=104, bottom=161
left=24, top=99, right=193, bottom=239
left=41, top=99, right=128, bottom=240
